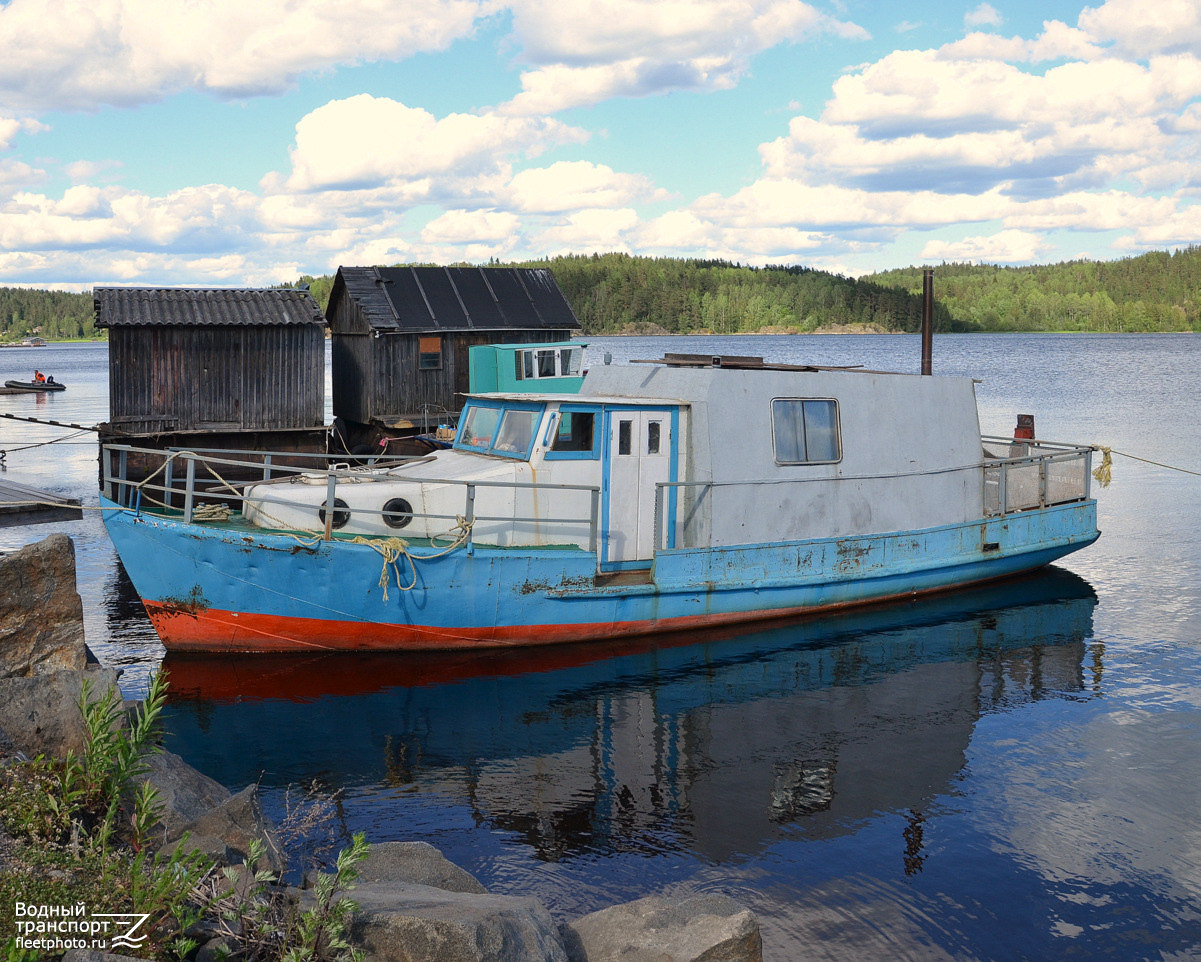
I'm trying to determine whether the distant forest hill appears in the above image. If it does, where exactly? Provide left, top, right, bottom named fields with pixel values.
left=864, top=246, right=1201, bottom=333
left=294, top=249, right=1201, bottom=335
left=292, top=254, right=959, bottom=335
left=4, top=247, right=1200, bottom=341
left=0, top=287, right=97, bottom=341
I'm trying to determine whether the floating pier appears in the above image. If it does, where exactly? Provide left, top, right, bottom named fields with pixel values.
left=0, top=477, right=83, bottom=527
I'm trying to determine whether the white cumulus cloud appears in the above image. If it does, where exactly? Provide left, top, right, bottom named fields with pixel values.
left=0, top=0, right=491, bottom=113
left=500, top=0, right=869, bottom=115
left=964, top=3, right=1002, bottom=29
left=920, top=229, right=1051, bottom=262
left=265, top=94, right=589, bottom=201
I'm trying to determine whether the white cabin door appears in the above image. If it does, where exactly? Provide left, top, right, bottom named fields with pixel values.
left=603, top=409, right=672, bottom=565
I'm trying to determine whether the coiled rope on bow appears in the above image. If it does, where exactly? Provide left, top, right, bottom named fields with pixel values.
left=348, top=514, right=474, bottom=602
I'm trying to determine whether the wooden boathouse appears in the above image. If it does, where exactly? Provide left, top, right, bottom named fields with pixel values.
left=325, top=266, right=578, bottom=444
left=93, top=286, right=328, bottom=453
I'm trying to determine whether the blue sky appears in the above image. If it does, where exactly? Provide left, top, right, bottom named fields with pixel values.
left=1, top=0, right=1199, bottom=289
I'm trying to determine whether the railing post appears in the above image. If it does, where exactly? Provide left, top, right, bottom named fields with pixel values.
left=324, top=471, right=337, bottom=540
left=1084, top=449, right=1092, bottom=500
left=118, top=449, right=129, bottom=506
left=263, top=454, right=273, bottom=482
left=589, top=489, right=600, bottom=557
left=465, top=483, right=476, bottom=555
left=101, top=446, right=113, bottom=502
left=164, top=456, right=174, bottom=511
left=183, top=456, right=196, bottom=523
left=998, top=460, right=1008, bottom=516
left=1039, top=455, right=1049, bottom=507
left=653, top=484, right=663, bottom=552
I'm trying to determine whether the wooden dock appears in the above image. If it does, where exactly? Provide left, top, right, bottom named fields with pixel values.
left=0, top=477, right=83, bottom=527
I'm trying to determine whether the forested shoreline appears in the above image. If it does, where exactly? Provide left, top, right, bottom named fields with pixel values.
left=4, top=246, right=1200, bottom=341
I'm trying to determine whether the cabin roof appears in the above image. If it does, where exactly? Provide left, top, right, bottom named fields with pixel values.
left=467, top=391, right=690, bottom=407
left=93, top=287, right=326, bottom=328
left=330, top=266, right=579, bottom=333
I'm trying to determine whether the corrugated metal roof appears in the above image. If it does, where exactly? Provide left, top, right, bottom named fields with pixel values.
left=333, top=266, right=578, bottom=332
left=94, top=287, right=327, bottom=328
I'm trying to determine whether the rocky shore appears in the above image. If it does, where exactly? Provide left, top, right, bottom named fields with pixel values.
left=0, top=534, right=763, bottom=962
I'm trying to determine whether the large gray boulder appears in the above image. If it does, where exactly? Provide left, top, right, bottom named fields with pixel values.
left=0, top=667, right=121, bottom=757
left=348, top=883, right=568, bottom=962
left=0, top=534, right=87, bottom=677
left=141, top=749, right=232, bottom=839
left=561, top=894, right=762, bottom=962
left=163, top=784, right=282, bottom=871
left=355, top=841, right=488, bottom=894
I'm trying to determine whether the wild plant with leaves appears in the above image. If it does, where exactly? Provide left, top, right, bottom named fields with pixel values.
left=0, top=672, right=370, bottom=961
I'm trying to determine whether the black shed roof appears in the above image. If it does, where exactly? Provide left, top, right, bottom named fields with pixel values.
left=94, top=287, right=326, bottom=328
left=331, top=266, right=578, bottom=333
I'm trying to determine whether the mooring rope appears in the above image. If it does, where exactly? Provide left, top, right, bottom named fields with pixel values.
left=1091, top=445, right=1201, bottom=488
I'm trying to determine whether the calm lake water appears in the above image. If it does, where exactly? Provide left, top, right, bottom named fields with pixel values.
left=1, top=334, right=1199, bottom=960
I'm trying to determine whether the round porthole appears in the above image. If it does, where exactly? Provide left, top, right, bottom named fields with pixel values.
left=383, top=497, right=414, bottom=529
left=318, top=498, right=351, bottom=529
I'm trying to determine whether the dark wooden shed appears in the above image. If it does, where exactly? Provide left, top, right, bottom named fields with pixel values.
left=325, top=266, right=579, bottom=431
left=94, top=287, right=327, bottom=437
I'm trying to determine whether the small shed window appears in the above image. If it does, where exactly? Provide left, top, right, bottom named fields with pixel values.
left=419, top=336, right=443, bottom=370
left=772, top=399, right=840, bottom=463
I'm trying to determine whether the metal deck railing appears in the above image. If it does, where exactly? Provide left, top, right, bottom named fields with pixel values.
left=100, top=444, right=602, bottom=554
left=652, top=437, right=1094, bottom=551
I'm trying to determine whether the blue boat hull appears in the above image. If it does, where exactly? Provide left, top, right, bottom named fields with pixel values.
left=100, top=496, right=1099, bottom=652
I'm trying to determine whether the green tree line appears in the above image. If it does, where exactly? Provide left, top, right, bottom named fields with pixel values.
left=0, top=287, right=98, bottom=341
left=7, top=246, right=1201, bottom=341
left=865, top=246, right=1201, bottom=333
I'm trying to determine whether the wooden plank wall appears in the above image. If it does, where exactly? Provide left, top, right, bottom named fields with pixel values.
left=108, top=325, right=323, bottom=433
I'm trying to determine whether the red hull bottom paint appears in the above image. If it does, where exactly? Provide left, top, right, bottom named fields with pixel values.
left=143, top=573, right=1024, bottom=653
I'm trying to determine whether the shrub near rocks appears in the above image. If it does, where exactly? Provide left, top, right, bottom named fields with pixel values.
left=0, top=670, right=367, bottom=962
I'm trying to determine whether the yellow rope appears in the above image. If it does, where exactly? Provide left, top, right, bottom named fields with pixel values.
left=1092, top=446, right=1112, bottom=488
left=1091, top=445, right=1201, bottom=488
left=344, top=515, right=474, bottom=602
left=191, top=503, right=233, bottom=522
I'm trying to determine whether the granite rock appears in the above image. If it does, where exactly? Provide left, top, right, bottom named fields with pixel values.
left=561, top=894, right=762, bottom=962
left=0, top=534, right=87, bottom=678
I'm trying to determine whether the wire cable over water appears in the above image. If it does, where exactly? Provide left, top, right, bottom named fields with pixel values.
left=1091, top=445, right=1201, bottom=488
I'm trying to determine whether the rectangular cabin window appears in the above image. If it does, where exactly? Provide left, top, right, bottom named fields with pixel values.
left=561, top=347, right=582, bottom=376
left=618, top=419, right=633, bottom=456
left=546, top=408, right=600, bottom=459
left=460, top=405, right=500, bottom=448
left=771, top=399, right=841, bottom=464
left=646, top=420, right=661, bottom=455
left=494, top=409, right=537, bottom=456
left=418, top=336, right=443, bottom=370
left=537, top=349, right=557, bottom=377
left=551, top=412, right=595, bottom=453
left=522, top=351, right=535, bottom=379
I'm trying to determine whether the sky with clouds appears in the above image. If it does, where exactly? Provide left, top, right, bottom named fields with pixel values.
left=2, top=0, right=1200, bottom=289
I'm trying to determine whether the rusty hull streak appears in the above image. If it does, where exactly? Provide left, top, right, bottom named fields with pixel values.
left=156, top=586, right=211, bottom=619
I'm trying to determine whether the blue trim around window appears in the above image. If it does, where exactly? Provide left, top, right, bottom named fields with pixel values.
left=453, top=399, right=545, bottom=461
left=543, top=404, right=602, bottom=461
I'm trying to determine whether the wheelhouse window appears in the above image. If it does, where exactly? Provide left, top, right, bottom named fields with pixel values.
left=418, top=336, right=443, bottom=370
left=455, top=401, right=544, bottom=460
left=460, top=404, right=501, bottom=449
left=494, top=409, right=537, bottom=455
left=547, top=409, right=597, bottom=457
left=772, top=399, right=840, bottom=463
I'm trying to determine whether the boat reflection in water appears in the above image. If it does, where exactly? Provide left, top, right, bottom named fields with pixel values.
left=162, top=568, right=1098, bottom=870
